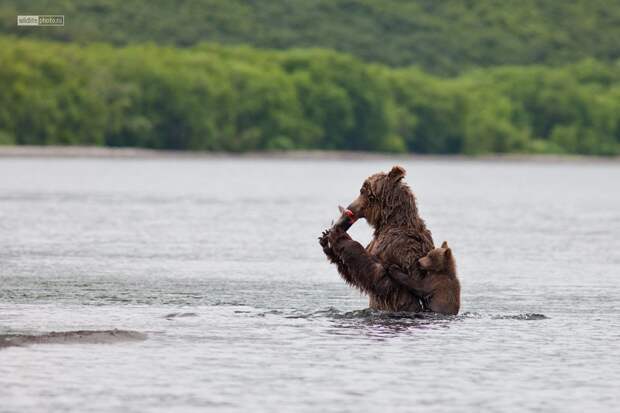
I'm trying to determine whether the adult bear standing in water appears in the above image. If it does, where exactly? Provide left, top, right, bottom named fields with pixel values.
left=319, top=166, right=434, bottom=312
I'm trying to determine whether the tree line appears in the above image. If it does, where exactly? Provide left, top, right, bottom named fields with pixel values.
left=1, top=37, right=619, bottom=155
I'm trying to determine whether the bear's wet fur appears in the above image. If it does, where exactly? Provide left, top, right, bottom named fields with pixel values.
left=388, top=241, right=461, bottom=315
left=319, top=166, right=434, bottom=312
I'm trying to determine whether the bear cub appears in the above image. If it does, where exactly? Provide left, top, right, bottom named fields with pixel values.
left=387, top=241, right=460, bottom=315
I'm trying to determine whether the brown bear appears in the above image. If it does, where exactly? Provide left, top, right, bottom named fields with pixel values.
left=387, top=241, right=461, bottom=315
left=319, top=165, right=434, bottom=312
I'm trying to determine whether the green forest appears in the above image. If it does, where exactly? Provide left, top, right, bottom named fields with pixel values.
left=3, top=0, right=620, bottom=74
left=1, top=0, right=620, bottom=155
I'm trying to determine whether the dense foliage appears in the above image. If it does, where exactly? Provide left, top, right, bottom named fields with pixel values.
left=2, top=37, right=619, bottom=155
left=2, top=0, right=620, bottom=74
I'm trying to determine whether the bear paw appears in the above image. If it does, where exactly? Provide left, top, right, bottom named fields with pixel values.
left=318, top=229, right=331, bottom=248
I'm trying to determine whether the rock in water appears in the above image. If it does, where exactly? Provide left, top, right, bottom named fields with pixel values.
left=0, top=329, right=147, bottom=349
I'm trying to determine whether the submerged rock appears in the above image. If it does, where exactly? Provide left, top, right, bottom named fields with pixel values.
left=0, top=329, right=147, bottom=349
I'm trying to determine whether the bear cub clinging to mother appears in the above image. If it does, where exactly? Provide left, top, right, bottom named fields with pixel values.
left=319, top=165, right=461, bottom=315
left=387, top=241, right=460, bottom=315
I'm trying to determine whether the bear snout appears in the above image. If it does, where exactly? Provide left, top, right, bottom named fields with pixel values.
left=418, top=257, right=432, bottom=268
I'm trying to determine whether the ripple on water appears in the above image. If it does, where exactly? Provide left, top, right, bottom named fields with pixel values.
left=163, top=312, right=199, bottom=319
left=258, top=307, right=547, bottom=322
left=491, top=313, right=548, bottom=320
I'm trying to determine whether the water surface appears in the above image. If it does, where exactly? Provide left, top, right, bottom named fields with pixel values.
left=1, top=157, right=619, bottom=412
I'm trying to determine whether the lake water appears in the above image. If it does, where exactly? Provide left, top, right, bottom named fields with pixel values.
left=1, top=157, right=619, bottom=412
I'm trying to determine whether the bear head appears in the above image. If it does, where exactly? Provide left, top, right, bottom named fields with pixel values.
left=345, top=165, right=415, bottom=229
left=418, top=241, right=456, bottom=276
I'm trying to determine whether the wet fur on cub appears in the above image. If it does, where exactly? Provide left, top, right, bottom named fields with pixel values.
left=388, top=241, right=460, bottom=315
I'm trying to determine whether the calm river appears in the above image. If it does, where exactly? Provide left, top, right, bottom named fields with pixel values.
left=1, top=156, right=619, bottom=412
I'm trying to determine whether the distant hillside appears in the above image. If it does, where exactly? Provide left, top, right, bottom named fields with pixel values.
left=2, top=0, right=620, bottom=74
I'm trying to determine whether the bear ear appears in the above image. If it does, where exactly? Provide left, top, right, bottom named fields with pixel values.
left=444, top=248, right=452, bottom=260
left=441, top=241, right=448, bottom=248
left=388, top=165, right=406, bottom=181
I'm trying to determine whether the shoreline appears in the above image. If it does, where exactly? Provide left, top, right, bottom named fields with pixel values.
left=0, top=145, right=618, bottom=163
